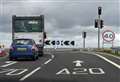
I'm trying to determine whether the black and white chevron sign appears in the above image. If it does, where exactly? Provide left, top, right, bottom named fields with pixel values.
left=45, top=40, right=75, bottom=46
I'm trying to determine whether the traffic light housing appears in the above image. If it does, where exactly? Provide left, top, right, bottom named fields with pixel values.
left=95, top=19, right=104, bottom=29
left=95, top=19, right=98, bottom=28
left=100, top=20, right=104, bottom=29
left=82, top=32, right=86, bottom=38
left=98, top=6, right=102, bottom=15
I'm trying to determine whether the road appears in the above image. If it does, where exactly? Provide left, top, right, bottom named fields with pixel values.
left=0, top=49, right=120, bottom=82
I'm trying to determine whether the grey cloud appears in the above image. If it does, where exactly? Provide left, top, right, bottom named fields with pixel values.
left=0, top=0, right=119, bottom=35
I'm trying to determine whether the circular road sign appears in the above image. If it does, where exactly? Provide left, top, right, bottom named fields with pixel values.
left=102, top=30, right=115, bottom=42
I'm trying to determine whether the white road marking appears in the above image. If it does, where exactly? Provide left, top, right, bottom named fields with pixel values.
left=44, top=59, right=52, bottom=64
left=51, top=55, right=55, bottom=59
left=101, top=52, right=120, bottom=60
left=56, top=68, right=70, bottom=75
left=94, top=53, right=120, bottom=69
left=19, top=67, right=41, bottom=81
left=0, top=61, right=17, bottom=67
left=73, top=60, right=84, bottom=67
left=43, top=54, right=55, bottom=65
left=6, top=69, right=28, bottom=76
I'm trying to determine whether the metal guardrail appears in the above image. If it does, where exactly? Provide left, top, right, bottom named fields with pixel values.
left=111, top=47, right=120, bottom=54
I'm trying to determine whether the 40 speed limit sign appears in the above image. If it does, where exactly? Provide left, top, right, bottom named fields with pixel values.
left=102, top=30, right=115, bottom=42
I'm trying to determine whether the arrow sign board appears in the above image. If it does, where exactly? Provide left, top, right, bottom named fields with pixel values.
left=44, top=40, right=75, bottom=46
left=73, top=60, right=84, bottom=67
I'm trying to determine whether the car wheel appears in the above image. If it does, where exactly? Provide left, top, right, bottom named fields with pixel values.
left=9, top=57, right=13, bottom=61
left=36, top=55, right=39, bottom=59
left=32, top=55, right=36, bottom=61
left=39, top=51, right=44, bottom=57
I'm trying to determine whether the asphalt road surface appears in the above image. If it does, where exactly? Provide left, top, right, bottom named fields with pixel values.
left=0, top=49, right=120, bottom=82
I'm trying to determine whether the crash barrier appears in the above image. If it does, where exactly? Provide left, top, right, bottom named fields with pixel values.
left=111, top=47, right=120, bottom=55
left=44, top=48, right=80, bottom=52
left=95, top=48, right=120, bottom=56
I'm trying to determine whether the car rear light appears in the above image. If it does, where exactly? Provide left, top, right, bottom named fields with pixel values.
left=0, top=50, right=2, bottom=53
left=32, top=45, right=38, bottom=51
left=10, top=46, right=14, bottom=51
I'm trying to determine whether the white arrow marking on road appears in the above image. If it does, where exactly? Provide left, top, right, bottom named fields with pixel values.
left=73, top=60, right=84, bottom=67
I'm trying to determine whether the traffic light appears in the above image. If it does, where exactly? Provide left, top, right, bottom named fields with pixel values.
left=98, top=6, right=102, bottom=15
left=82, top=32, right=86, bottom=38
left=100, top=20, right=104, bottom=29
left=95, top=19, right=98, bottom=28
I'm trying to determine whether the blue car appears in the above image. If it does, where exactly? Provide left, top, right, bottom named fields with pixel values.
left=9, top=39, right=39, bottom=60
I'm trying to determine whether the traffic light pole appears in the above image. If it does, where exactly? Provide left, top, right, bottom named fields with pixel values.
left=98, top=15, right=100, bottom=49
left=83, top=38, right=85, bottom=49
left=95, top=7, right=103, bottom=49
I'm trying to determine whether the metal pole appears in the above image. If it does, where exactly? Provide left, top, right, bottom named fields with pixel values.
left=83, top=38, right=85, bottom=49
left=98, top=15, right=100, bottom=49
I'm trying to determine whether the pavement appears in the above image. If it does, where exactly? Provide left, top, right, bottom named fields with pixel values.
left=0, top=49, right=119, bottom=82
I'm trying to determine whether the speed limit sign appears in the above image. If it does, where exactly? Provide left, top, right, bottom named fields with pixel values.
left=102, top=30, right=115, bottom=42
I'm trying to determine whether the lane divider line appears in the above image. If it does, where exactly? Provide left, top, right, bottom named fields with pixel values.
left=19, top=67, right=41, bottom=81
left=44, top=59, right=52, bottom=65
left=99, top=52, right=120, bottom=60
left=20, top=54, right=55, bottom=81
left=94, top=53, right=120, bottom=69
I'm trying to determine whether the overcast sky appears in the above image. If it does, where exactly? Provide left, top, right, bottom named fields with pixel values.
left=0, top=0, right=120, bottom=48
